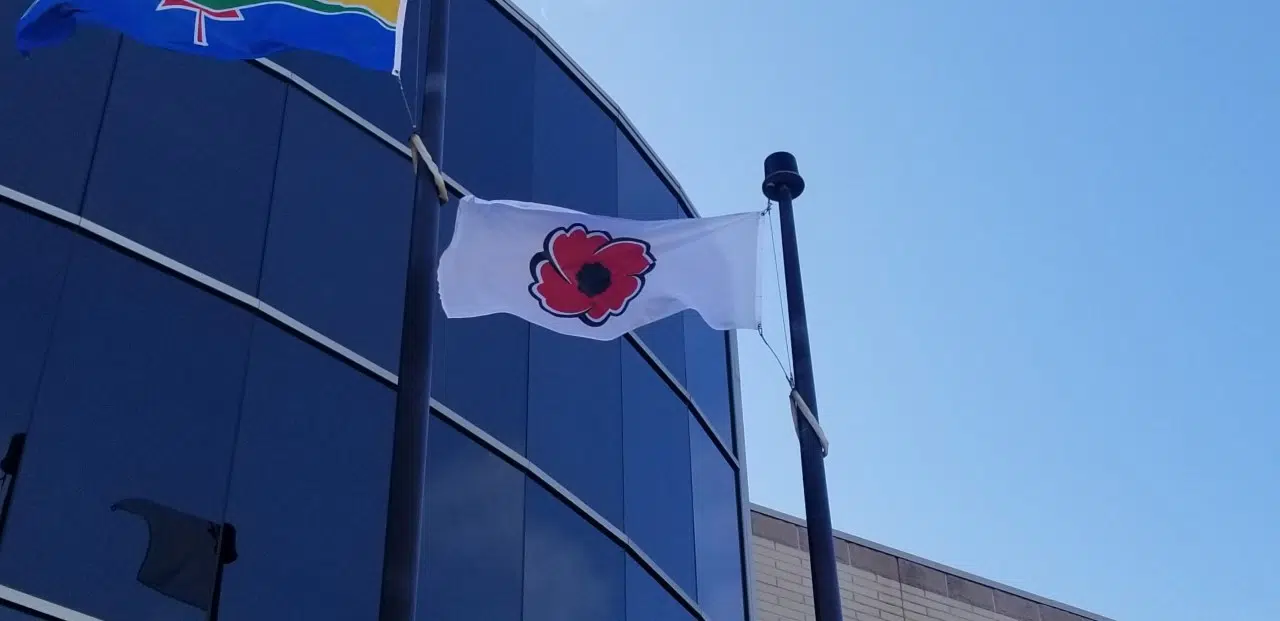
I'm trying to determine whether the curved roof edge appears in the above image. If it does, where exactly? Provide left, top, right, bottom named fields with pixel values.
left=484, top=0, right=703, bottom=219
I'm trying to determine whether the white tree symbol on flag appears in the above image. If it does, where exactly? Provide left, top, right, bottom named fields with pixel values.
left=156, top=0, right=244, bottom=46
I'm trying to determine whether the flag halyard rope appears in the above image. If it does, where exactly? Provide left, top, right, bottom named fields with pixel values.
left=757, top=199, right=830, bottom=456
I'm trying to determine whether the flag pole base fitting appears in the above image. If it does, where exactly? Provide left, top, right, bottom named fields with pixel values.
left=763, top=151, right=805, bottom=201
left=410, top=134, right=450, bottom=203
left=790, top=389, right=829, bottom=456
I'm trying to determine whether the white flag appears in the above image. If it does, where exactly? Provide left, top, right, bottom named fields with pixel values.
left=438, top=195, right=762, bottom=341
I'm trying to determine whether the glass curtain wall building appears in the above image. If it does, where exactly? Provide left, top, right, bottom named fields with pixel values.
left=0, top=0, right=752, bottom=619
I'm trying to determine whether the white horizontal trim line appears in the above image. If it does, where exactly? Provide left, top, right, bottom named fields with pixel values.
left=484, top=0, right=701, bottom=219
left=748, top=504, right=1116, bottom=621
left=430, top=398, right=712, bottom=621
left=0, top=183, right=398, bottom=390
left=0, top=583, right=103, bottom=621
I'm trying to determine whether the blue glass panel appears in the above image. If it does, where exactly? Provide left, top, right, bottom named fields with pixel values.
left=526, top=329, right=623, bottom=524
left=684, top=315, right=735, bottom=450
left=432, top=197, right=529, bottom=450
left=82, top=42, right=285, bottom=293
left=531, top=52, right=617, bottom=215
left=691, top=419, right=746, bottom=621
left=444, top=0, right=534, bottom=199
left=523, top=480, right=625, bottom=621
left=259, top=92, right=414, bottom=371
left=0, top=3, right=117, bottom=211
left=626, top=559, right=696, bottom=621
left=617, top=130, right=686, bottom=381
left=270, top=0, right=425, bottom=140
left=217, top=321, right=394, bottom=619
left=0, top=206, right=73, bottom=452
left=621, top=347, right=697, bottom=597
left=421, top=415, right=525, bottom=621
left=0, top=239, right=252, bottom=621
left=432, top=0, right=535, bottom=446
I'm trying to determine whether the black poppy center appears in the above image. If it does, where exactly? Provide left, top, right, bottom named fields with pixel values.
left=575, top=262, right=612, bottom=297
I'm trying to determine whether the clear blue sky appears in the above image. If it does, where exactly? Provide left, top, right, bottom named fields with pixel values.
left=511, top=2, right=1279, bottom=620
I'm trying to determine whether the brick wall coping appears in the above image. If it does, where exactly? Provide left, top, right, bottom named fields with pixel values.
left=749, top=504, right=1115, bottom=621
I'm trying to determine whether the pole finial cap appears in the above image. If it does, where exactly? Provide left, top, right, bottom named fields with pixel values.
left=763, top=151, right=805, bottom=201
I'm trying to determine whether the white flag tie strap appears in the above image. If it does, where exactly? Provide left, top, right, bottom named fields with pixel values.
left=410, top=134, right=449, bottom=203
left=790, top=389, right=829, bottom=457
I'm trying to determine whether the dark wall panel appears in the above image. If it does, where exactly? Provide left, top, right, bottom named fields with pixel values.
left=531, top=51, right=617, bottom=215
left=691, top=417, right=747, bottom=621
left=0, top=206, right=73, bottom=457
left=0, top=4, right=117, bottom=211
left=0, top=238, right=253, bottom=621
left=626, top=559, right=697, bottom=621
left=685, top=317, right=736, bottom=452
left=82, top=42, right=286, bottom=294
left=217, top=321, right=395, bottom=620
left=621, top=347, right=697, bottom=597
left=523, top=478, right=625, bottom=621
left=526, top=331, right=624, bottom=524
left=421, top=416, right=525, bottom=621
left=258, top=92, right=414, bottom=371
left=443, top=0, right=535, bottom=199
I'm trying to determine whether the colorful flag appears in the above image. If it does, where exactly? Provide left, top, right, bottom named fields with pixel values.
left=16, top=0, right=409, bottom=74
left=439, top=196, right=763, bottom=341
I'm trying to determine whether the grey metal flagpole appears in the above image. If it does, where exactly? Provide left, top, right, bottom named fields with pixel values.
left=762, top=152, right=844, bottom=621
left=379, top=0, right=452, bottom=617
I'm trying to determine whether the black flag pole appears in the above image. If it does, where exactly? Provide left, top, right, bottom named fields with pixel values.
left=379, top=0, right=452, bottom=618
left=763, top=152, right=844, bottom=621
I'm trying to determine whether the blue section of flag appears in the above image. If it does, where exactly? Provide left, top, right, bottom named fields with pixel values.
left=16, top=0, right=404, bottom=74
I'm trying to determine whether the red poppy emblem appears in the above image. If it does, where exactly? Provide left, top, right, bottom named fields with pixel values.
left=528, top=224, right=657, bottom=327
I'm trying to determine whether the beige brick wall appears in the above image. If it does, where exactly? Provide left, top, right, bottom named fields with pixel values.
left=749, top=508, right=1111, bottom=621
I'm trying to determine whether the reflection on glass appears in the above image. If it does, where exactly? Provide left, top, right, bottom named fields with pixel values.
left=444, top=0, right=536, bottom=200
left=0, top=240, right=252, bottom=621
left=691, top=418, right=747, bottom=621
left=422, top=416, right=525, bottom=621
left=527, top=330, right=624, bottom=524
left=258, top=92, right=413, bottom=371
left=0, top=14, right=117, bottom=211
left=523, top=480, right=625, bottom=621
left=0, top=206, right=72, bottom=474
left=81, top=40, right=284, bottom=294
left=621, top=347, right=698, bottom=597
left=626, top=558, right=697, bottom=621
left=684, top=314, right=736, bottom=451
left=110, top=498, right=234, bottom=613
left=216, top=321, right=395, bottom=620
left=532, top=52, right=618, bottom=215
